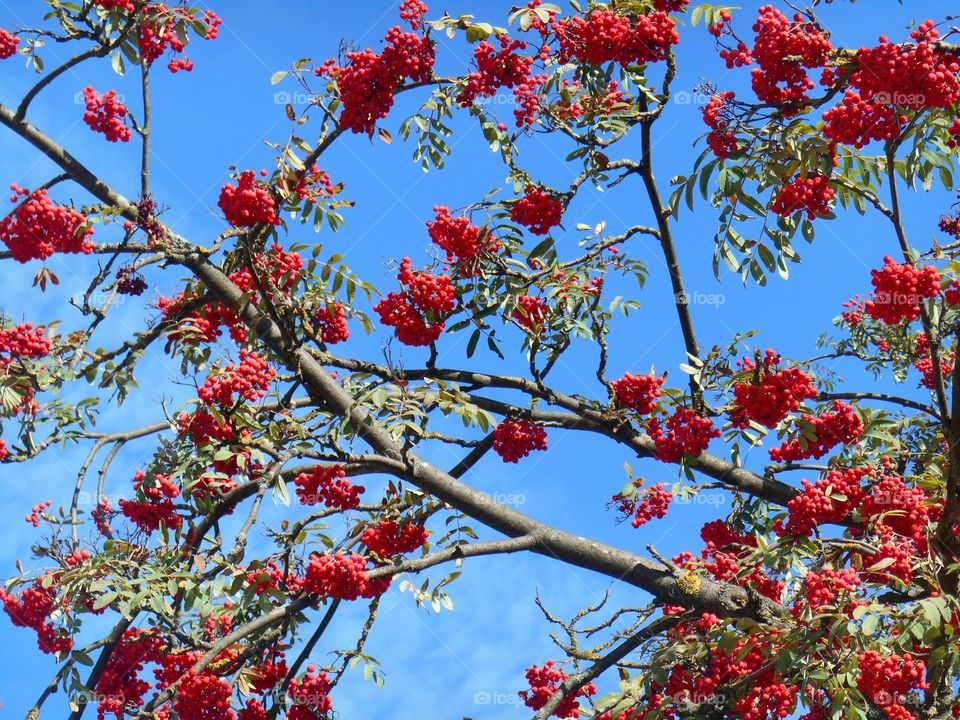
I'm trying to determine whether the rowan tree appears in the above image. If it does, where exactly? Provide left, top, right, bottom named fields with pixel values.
left=2, top=1, right=960, bottom=719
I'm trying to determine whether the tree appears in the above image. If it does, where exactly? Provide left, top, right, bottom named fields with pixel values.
left=1, top=0, right=960, bottom=718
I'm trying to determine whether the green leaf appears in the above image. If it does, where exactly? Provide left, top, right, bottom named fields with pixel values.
left=271, top=70, right=288, bottom=85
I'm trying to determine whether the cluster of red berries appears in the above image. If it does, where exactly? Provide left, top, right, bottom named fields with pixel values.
left=513, top=294, right=549, bottom=333
left=1, top=185, right=95, bottom=263
left=173, top=670, right=235, bottom=720
left=318, top=17, right=434, bottom=136
left=116, top=266, right=148, bottom=296
left=293, top=464, right=364, bottom=510
left=646, top=408, right=720, bottom=463
left=912, top=331, right=955, bottom=390
left=0, top=28, right=19, bottom=58
left=286, top=667, right=334, bottom=720
left=771, top=174, right=835, bottom=219
left=374, top=257, right=455, bottom=346
left=94, top=0, right=136, bottom=10
left=427, top=206, right=499, bottom=275
left=553, top=9, right=678, bottom=67
left=119, top=470, right=182, bottom=533
left=686, top=520, right=784, bottom=602
left=399, top=0, right=428, bottom=29
left=615, top=482, right=673, bottom=528
left=362, top=520, right=429, bottom=558
left=824, top=24, right=959, bottom=147
left=768, top=401, right=863, bottom=462
left=314, top=303, right=350, bottom=344
left=0, top=577, right=72, bottom=654
left=218, top=170, right=280, bottom=227
left=95, top=629, right=167, bottom=718
left=940, top=215, right=960, bottom=239
left=860, top=529, right=916, bottom=585
left=749, top=6, right=832, bottom=107
left=0, top=322, right=51, bottom=370
left=856, top=651, right=928, bottom=712
left=611, top=372, right=664, bottom=415
left=730, top=349, right=817, bottom=428
left=139, top=4, right=221, bottom=72
left=0, top=439, right=7, bottom=461
left=459, top=37, right=533, bottom=106
left=796, top=567, right=861, bottom=614
left=775, top=466, right=869, bottom=536
left=302, top=552, right=391, bottom=600
left=493, top=419, right=548, bottom=463
left=198, top=351, right=275, bottom=407
left=864, top=256, right=940, bottom=325
left=519, top=661, right=597, bottom=719
left=292, top=164, right=336, bottom=205
left=702, top=91, right=739, bottom=159
left=82, top=87, right=132, bottom=143
left=861, top=475, right=938, bottom=553
left=511, top=187, right=563, bottom=236
left=25, top=499, right=51, bottom=528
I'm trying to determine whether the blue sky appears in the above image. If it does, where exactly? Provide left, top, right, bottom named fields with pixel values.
left=0, top=1, right=952, bottom=718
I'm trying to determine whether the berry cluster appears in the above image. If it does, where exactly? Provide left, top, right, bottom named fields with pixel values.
left=0, top=577, right=72, bottom=654
left=646, top=408, right=720, bottom=463
left=0, top=28, right=19, bottom=59
left=116, top=266, right=148, bottom=296
left=318, top=18, right=434, bottom=135
left=399, top=0, right=428, bottom=29
left=513, top=294, right=549, bottom=332
left=286, top=667, right=334, bottom=720
left=493, top=419, right=548, bottom=463
left=362, top=520, right=429, bottom=558
left=302, top=552, right=391, bottom=600
left=775, top=466, right=869, bottom=536
left=315, top=303, right=350, bottom=344
left=941, top=215, right=960, bottom=239
left=730, top=349, right=817, bottom=428
left=912, top=331, right=954, bottom=390
left=293, top=464, right=364, bottom=509
left=519, top=661, right=597, bottom=719
left=218, top=170, right=280, bottom=227
left=861, top=475, right=938, bottom=553
left=374, top=257, right=455, bottom=346
left=198, top=351, right=275, bottom=407
left=82, top=87, right=132, bottom=143
left=292, top=164, right=336, bottom=205
left=173, top=670, right=235, bottom=720
left=749, top=6, right=832, bottom=107
left=864, top=256, right=940, bottom=325
left=25, top=499, right=51, bottom=528
left=770, top=174, right=835, bottom=219
left=768, top=401, right=863, bottom=462
left=139, top=4, right=221, bottom=72
left=427, top=206, right=499, bottom=275
left=614, top=482, right=673, bottom=528
left=119, top=470, right=182, bottom=534
left=95, top=629, right=167, bottom=719
left=824, top=23, right=960, bottom=147
left=0, top=322, right=51, bottom=369
left=553, top=10, right=678, bottom=67
left=1, top=185, right=95, bottom=263
left=511, top=187, right=563, bottom=236
left=94, top=0, right=136, bottom=10
left=702, top=91, right=739, bottom=159
left=459, top=37, right=533, bottom=107
left=795, top=567, right=861, bottom=614
left=611, top=372, right=664, bottom=415
left=856, top=651, right=927, bottom=713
